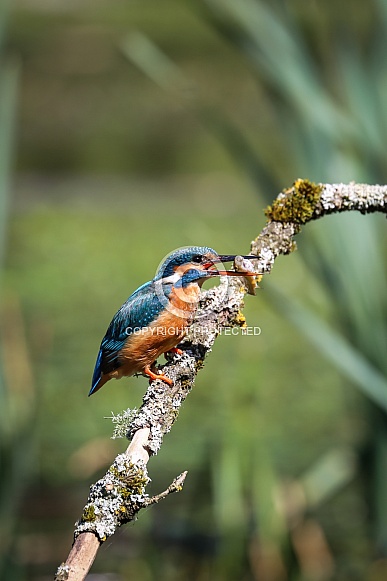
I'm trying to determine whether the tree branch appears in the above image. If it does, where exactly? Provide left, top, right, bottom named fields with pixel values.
left=55, top=180, right=387, bottom=581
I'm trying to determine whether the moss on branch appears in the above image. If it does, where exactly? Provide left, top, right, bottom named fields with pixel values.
left=265, top=179, right=323, bottom=224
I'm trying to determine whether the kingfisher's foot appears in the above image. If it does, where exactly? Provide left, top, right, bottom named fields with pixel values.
left=169, top=347, right=184, bottom=355
left=144, top=365, right=173, bottom=386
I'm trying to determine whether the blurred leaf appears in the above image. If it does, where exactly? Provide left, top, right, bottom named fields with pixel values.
left=0, top=56, right=19, bottom=441
left=121, top=30, right=269, bottom=190
left=0, top=57, right=18, bottom=267
left=0, top=295, right=37, bottom=581
left=121, top=31, right=188, bottom=95
left=301, top=448, right=357, bottom=508
left=204, top=0, right=357, bottom=143
left=268, top=282, right=387, bottom=412
left=0, top=0, right=10, bottom=52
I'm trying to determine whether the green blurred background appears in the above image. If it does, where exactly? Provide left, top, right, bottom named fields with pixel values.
left=2, top=1, right=387, bottom=580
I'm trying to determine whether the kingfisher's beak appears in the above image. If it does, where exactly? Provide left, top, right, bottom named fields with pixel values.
left=206, top=269, right=256, bottom=277
left=216, top=254, right=254, bottom=263
left=202, top=255, right=253, bottom=268
left=203, top=254, right=256, bottom=277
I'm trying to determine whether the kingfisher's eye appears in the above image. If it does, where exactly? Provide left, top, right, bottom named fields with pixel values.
left=191, top=254, right=202, bottom=263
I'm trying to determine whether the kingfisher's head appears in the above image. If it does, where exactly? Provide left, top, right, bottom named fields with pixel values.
left=154, top=246, right=255, bottom=287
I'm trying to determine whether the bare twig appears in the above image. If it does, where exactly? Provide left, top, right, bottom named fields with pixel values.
left=145, top=471, right=188, bottom=507
left=55, top=180, right=387, bottom=581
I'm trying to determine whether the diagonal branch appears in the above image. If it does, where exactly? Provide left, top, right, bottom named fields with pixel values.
left=55, top=180, right=387, bottom=581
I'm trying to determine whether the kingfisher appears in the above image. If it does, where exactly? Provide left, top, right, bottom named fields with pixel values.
left=89, top=246, right=255, bottom=395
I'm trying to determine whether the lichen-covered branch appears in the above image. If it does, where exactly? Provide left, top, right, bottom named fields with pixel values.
left=56, top=180, right=387, bottom=581
left=251, top=180, right=386, bottom=269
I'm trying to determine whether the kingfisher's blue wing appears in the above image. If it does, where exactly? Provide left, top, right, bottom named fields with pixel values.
left=90, top=280, right=170, bottom=395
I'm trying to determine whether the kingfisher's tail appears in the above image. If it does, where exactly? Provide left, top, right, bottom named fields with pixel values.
left=89, top=349, right=107, bottom=396
left=88, top=375, right=109, bottom=396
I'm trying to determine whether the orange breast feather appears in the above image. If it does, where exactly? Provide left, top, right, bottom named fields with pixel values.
left=118, top=283, right=200, bottom=377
